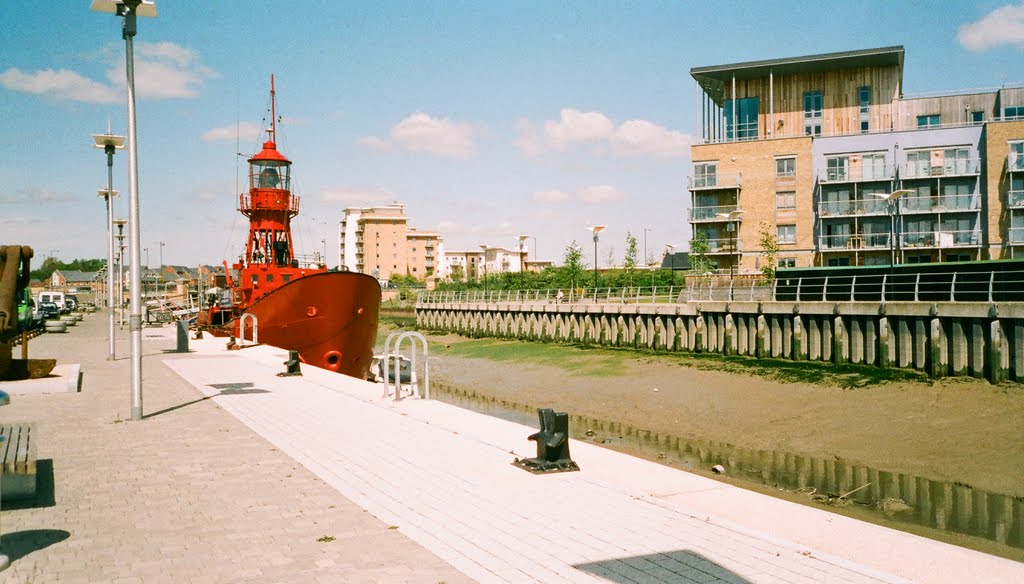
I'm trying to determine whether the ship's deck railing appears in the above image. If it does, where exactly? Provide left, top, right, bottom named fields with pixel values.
left=417, top=268, right=1024, bottom=305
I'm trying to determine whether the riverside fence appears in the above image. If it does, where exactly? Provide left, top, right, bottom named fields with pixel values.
left=416, top=268, right=1024, bottom=383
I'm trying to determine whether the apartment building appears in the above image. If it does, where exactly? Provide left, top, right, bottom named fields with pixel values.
left=338, top=203, right=445, bottom=281
left=687, top=46, right=1024, bottom=272
left=444, top=245, right=528, bottom=282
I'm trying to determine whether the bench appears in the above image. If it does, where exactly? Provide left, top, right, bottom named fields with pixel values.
left=0, top=423, right=37, bottom=500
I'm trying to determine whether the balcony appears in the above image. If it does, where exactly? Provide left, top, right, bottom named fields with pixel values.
left=1009, top=190, right=1024, bottom=208
left=817, top=164, right=896, bottom=184
left=1011, top=155, right=1024, bottom=172
left=692, top=238, right=742, bottom=255
left=900, top=193, right=980, bottom=214
left=1009, top=227, right=1024, bottom=244
left=901, top=230, right=980, bottom=249
left=899, top=158, right=980, bottom=179
left=817, top=199, right=888, bottom=217
left=689, top=204, right=743, bottom=222
left=819, top=233, right=890, bottom=250
left=687, top=172, right=742, bottom=190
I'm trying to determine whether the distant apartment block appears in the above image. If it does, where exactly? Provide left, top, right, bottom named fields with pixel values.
left=444, top=244, right=529, bottom=282
left=338, top=203, right=445, bottom=281
left=687, top=45, right=1024, bottom=272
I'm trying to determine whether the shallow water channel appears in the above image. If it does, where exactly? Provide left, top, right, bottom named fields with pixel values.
left=431, top=383, right=1024, bottom=553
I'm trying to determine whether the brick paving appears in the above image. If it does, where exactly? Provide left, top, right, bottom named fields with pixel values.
left=0, top=314, right=469, bottom=584
left=3, top=313, right=1022, bottom=583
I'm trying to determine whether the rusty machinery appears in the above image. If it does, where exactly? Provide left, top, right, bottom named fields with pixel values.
left=0, top=245, right=55, bottom=380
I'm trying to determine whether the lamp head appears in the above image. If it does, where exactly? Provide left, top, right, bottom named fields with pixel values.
left=97, top=189, right=120, bottom=199
left=93, top=133, right=126, bottom=151
left=90, top=0, right=158, bottom=17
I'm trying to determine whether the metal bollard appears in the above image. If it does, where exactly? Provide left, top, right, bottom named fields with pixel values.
left=176, top=320, right=189, bottom=353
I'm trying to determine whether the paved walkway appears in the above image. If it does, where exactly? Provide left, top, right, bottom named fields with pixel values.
left=2, top=314, right=1022, bottom=583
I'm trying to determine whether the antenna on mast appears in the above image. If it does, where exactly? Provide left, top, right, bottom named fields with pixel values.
left=269, top=73, right=276, bottom=144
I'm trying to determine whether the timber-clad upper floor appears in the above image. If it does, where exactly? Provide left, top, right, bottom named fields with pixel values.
left=691, top=46, right=1024, bottom=144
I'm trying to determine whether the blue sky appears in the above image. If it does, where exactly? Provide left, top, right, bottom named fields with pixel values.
left=2, top=1, right=1023, bottom=269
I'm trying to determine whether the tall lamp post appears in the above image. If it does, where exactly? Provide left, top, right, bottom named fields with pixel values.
left=93, top=129, right=124, bottom=361
left=517, top=234, right=530, bottom=289
left=478, top=244, right=488, bottom=296
left=871, top=189, right=914, bottom=267
left=664, top=244, right=676, bottom=284
left=159, top=240, right=165, bottom=268
left=643, top=227, right=652, bottom=287
left=716, top=210, right=744, bottom=280
left=587, top=225, right=605, bottom=290
left=114, top=220, right=127, bottom=329
left=92, top=0, right=157, bottom=421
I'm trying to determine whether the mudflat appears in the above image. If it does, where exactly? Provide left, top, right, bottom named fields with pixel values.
left=423, top=335, right=1024, bottom=498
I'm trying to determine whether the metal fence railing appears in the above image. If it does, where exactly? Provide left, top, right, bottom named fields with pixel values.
left=417, top=268, right=1024, bottom=305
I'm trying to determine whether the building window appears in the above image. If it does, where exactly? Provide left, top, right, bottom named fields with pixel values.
left=826, top=156, right=849, bottom=181
left=1005, top=106, right=1024, bottom=120
left=917, top=114, right=941, bottom=128
left=971, top=111, right=984, bottom=124
left=858, top=86, right=870, bottom=133
left=777, top=224, right=796, bottom=244
left=1011, top=141, right=1024, bottom=171
left=861, top=153, right=887, bottom=180
left=803, top=91, right=823, bottom=136
left=827, top=257, right=850, bottom=267
left=779, top=257, right=796, bottom=268
left=776, top=157, right=796, bottom=177
left=693, top=162, right=718, bottom=187
left=776, top=191, right=796, bottom=209
left=724, top=96, right=759, bottom=140
left=906, top=150, right=931, bottom=178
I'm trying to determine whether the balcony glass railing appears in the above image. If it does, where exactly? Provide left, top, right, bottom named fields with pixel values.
left=687, top=172, right=742, bottom=190
left=1009, top=190, right=1024, bottom=208
left=901, top=229, right=980, bottom=248
left=819, top=233, right=890, bottom=250
left=817, top=199, right=888, bottom=217
left=818, top=163, right=896, bottom=183
left=1009, top=227, right=1024, bottom=244
left=689, top=204, right=742, bottom=221
left=899, top=158, right=980, bottom=178
left=900, top=193, right=980, bottom=213
left=692, top=238, right=741, bottom=253
left=1009, top=155, right=1023, bottom=172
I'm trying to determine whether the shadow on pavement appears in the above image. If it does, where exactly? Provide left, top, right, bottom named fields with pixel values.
left=4, top=459, right=55, bottom=510
left=143, top=383, right=269, bottom=420
left=575, top=550, right=753, bottom=583
left=0, top=529, right=70, bottom=563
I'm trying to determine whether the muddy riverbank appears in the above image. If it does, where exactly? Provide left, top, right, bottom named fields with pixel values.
left=418, top=334, right=1024, bottom=499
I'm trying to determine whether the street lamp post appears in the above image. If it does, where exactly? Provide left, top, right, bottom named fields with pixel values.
left=716, top=210, right=744, bottom=281
left=587, top=225, right=605, bottom=290
left=871, top=189, right=914, bottom=299
left=114, top=220, right=127, bottom=329
left=159, top=241, right=165, bottom=268
left=643, top=227, right=652, bottom=287
left=92, top=0, right=157, bottom=421
left=93, top=129, right=124, bottom=361
left=517, top=234, right=530, bottom=289
left=478, top=245, right=488, bottom=297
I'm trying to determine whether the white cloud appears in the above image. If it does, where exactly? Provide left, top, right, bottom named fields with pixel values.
left=0, top=68, right=120, bottom=103
left=611, top=119, right=691, bottom=159
left=358, top=135, right=395, bottom=152
left=202, top=122, right=261, bottom=142
left=0, top=41, right=215, bottom=104
left=319, top=186, right=396, bottom=206
left=516, top=108, right=691, bottom=159
left=544, top=109, right=615, bottom=148
left=578, top=185, right=625, bottom=204
left=363, top=112, right=477, bottom=158
left=533, top=185, right=626, bottom=206
left=533, top=190, right=571, bottom=203
left=959, top=3, right=1024, bottom=51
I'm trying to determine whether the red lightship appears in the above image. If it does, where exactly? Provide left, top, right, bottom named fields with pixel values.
left=196, top=76, right=380, bottom=379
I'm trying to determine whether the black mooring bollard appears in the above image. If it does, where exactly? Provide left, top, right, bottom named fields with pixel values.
left=513, top=408, right=579, bottom=473
left=277, top=350, right=302, bottom=377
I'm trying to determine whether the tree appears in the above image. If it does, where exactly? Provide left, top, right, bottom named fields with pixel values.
left=622, top=231, right=638, bottom=286
left=688, top=231, right=715, bottom=277
left=449, top=264, right=465, bottom=283
left=758, top=222, right=780, bottom=282
left=562, top=240, right=584, bottom=290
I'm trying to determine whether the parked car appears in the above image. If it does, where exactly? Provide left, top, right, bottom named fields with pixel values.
left=38, top=301, right=60, bottom=319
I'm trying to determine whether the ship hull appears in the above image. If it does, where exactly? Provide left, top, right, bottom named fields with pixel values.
left=202, top=271, right=381, bottom=379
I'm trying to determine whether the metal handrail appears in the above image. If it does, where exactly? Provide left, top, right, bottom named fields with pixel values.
left=417, top=267, right=1024, bottom=305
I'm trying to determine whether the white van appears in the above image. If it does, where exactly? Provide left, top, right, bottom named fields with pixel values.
left=37, top=291, right=66, bottom=312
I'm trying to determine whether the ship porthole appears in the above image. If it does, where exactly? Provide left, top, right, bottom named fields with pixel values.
left=306, top=306, right=318, bottom=317
left=324, top=351, right=342, bottom=370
